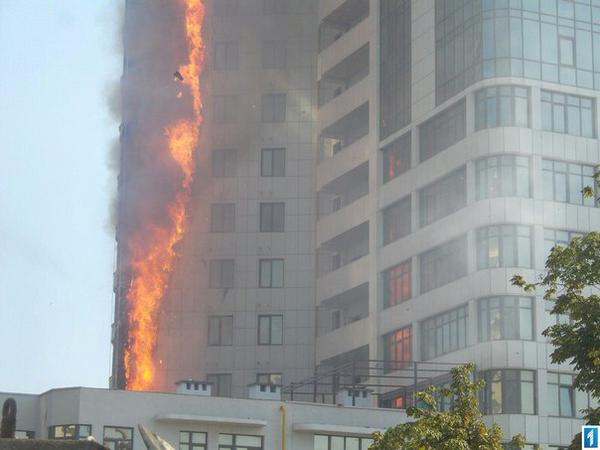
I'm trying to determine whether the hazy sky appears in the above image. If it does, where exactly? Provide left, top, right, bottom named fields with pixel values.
left=0, top=1, right=122, bottom=393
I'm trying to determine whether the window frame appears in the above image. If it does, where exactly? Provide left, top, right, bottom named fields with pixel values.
left=257, top=314, right=283, bottom=345
left=258, top=258, right=284, bottom=288
left=382, top=196, right=412, bottom=246
left=209, top=259, right=235, bottom=289
left=49, top=424, right=92, bottom=441
left=384, top=325, right=412, bottom=372
left=421, top=305, right=468, bottom=360
left=210, top=203, right=235, bottom=233
left=479, top=369, right=537, bottom=415
left=542, top=159, right=597, bottom=206
left=208, top=315, right=234, bottom=346
left=260, top=148, right=286, bottom=177
left=103, top=426, right=134, bottom=450
left=219, top=433, right=264, bottom=450
left=476, top=224, right=532, bottom=269
left=261, top=93, right=286, bottom=123
left=475, top=85, right=530, bottom=130
left=206, top=373, right=233, bottom=398
left=179, top=430, right=207, bottom=450
left=478, top=296, right=534, bottom=342
left=475, top=155, right=531, bottom=200
left=382, top=260, right=412, bottom=308
left=259, top=202, right=285, bottom=232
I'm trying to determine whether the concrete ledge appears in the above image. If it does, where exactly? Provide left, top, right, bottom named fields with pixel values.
left=0, top=439, right=107, bottom=450
left=292, top=423, right=382, bottom=436
left=154, top=414, right=267, bottom=427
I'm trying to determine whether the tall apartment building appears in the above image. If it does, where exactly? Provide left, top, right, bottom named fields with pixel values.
left=113, top=0, right=600, bottom=447
left=314, top=0, right=599, bottom=447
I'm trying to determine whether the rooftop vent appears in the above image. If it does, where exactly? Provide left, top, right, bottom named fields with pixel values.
left=175, top=380, right=212, bottom=396
left=247, top=383, right=281, bottom=401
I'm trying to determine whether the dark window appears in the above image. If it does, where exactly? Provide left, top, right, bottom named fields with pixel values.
left=259, top=259, right=284, bottom=288
left=420, top=235, right=467, bottom=293
left=543, top=159, right=596, bottom=206
left=382, top=260, right=411, bottom=308
left=382, top=196, right=411, bottom=246
left=257, top=373, right=282, bottom=386
left=262, top=0, right=287, bottom=14
left=262, top=41, right=286, bottom=69
left=384, top=326, right=412, bottom=372
left=262, top=93, right=286, bottom=122
left=541, top=91, right=595, bottom=137
left=213, top=95, right=238, bottom=123
left=261, top=148, right=285, bottom=177
left=214, top=0, right=238, bottom=16
left=209, top=259, right=234, bottom=288
left=419, top=100, right=466, bottom=162
left=479, top=370, right=536, bottom=415
left=212, top=149, right=237, bottom=177
left=381, top=132, right=411, bottom=183
left=208, top=315, right=233, bottom=346
left=314, top=435, right=374, bottom=450
left=214, top=41, right=239, bottom=70
left=475, top=86, right=530, bottom=129
left=478, top=296, right=533, bottom=341
left=180, top=431, right=207, bottom=450
left=476, top=225, right=532, bottom=269
left=211, top=203, right=235, bottom=232
left=49, top=425, right=92, bottom=440
left=547, top=372, right=600, bottom=418
left=14, top=431, right=35, bottom=440
left=544, top=229, right=584, bottom=258
left=421, top=305, right=468, bottom=360
left=260, top=202, right=285, bottom=232
left=207, top=373, right=232, bottom=397
left=380, top=0, right=411, bottom=139
left=257, top=314, right=283, bottom=345
left=103, top=427, right=133, bottom=450
left=476, top=155, right=530, bottom=200
left=419, top=167, right=466, bottom=227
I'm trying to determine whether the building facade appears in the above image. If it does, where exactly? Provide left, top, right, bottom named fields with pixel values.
left=314, top=0, right=599, bottom=448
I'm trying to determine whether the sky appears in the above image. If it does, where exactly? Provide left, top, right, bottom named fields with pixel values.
left=0, top=1, right=123, bottom=393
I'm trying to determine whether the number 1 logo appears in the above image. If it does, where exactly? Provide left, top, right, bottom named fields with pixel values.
left=583, top=426, right=600, bottom=449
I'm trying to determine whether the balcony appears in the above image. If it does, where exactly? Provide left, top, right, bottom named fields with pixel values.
left=316, top=317, right=370, bottom=363
left=319, top=0, right=369, bottom=53
left=318, top=162, right=368, bottom=218
left=318, top=44, right=369, bottom=108
left=317, top=221, right=369, bottom=278
left=319, top=102, right=369, bottom=161
left=317, top=283, right=369, bottom=335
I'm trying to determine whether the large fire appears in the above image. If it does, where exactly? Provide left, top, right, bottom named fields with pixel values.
left=123, top=0, right=205, bottom=391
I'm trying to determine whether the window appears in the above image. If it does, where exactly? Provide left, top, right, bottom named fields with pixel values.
left=262, top=41, right=286, bottom=69
left=214, top=0, right=238, bottom=16
left=261, top=148, right=285, bottom=177
left=259, top=259, right=284, bottom=288
left=476, top=155, right=530, bottom=200
left=214, top=41, right=239, bottom=70
left=382, top=260, right=411, bottom=308
left=257, top=372, right=282, bottom=386
left=478, top=296, right=534, bottom=341
left=209, top=259, right=234, bottom=288
left=476, top=225, right=532, bottom=269
left=207, top=373, right=232, bottom=397
left=420, top=235, right=467, bottom=294
left=211, top=203, right=235, bottom=232
left=419, top=167, right=466, bottom=226
left=180, top=431, right=207, bottom=450
left=259, top=202, right=285, bottom=232
left=475, top=86, right=529, bottom=130
left=314, top=435, right=374, bottom=450
left=219, top=434, right=263, bottom=450
left=14, top=431, right=35, bottom=439
left=213, top=95, right=238, bottom=123
left=208, top=315, right=233, bottom=346
left=262, top=0, right=287, bottom=14
left=258, top=314, right=283, bottom=345
left=381, top=132, right=411, bottom=183
left=479, top=370, right=536, bottom=414
left=421, top=305, right=468, bottom=360
left=384, top=326, right=412, bottom=372
left=49, top=425, right=92, bottom=440
left=382, top=196, right=411, bottom=245
left=212, top=149, right=237, bottom=177
left=543, top=159, right=596, bottom=206
left=103, top=427, right=133, bottom=450
left=547, top=372, right=600, bottom=418
left=559, top=36, right=575, bottom=67
left=419, top=99, right=466, bottom=162
left=541, top=91, right=595, bottom=137
left=544, top=229, right=584, bottom=258
left=261, top=93, right=286, bottom=122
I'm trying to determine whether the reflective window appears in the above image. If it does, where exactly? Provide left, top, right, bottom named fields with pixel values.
left=261, top=148, right=285, bottom=177
left=214, top=41, right=239, bottom=70
left=219, top=434, right=262, bottom=450
left=256, top=372, right=282, bottom=386
left=382, top=260, right=411, bottom=308
left=477, top=225, right=532, bottom=269
left=421, top=305, right=468, bottom=360
left=209, top=259, right=234, bottom=288
left=49, top=425, right=92, bottom=440
left=475, top=86, right=530, bottom=129
left=541, top=91, right=595, bottom=137
left=314, top=435, right=374, bottom=450
left=259, top=259, right=284, bottom=288
left=212, top=148, right=237, bottom=177
left=479, top=370, right=536, bottom=414
left=543, top=159, right=596, bottom=206
left=544, top=229, right=584, bottom=258
left=381, top=132, right=411, bottom=183
left=478, top=296, right=534, bottom=341
left=14, top=431, right=35, bottom=440
left=261, top=93, right=286, bottom=123
left=419, top=100, right=466, bottom=162
left=213, top=95, right=238, bottom=123
left=382, top=196, right=411, bottom=246
left=257, top=314, right=283, bottom=345
left=384, top=326, right=412, bottom=372
left=211, top=203, right=235, bottom=233
left=207, top=374, right=232, bottom=398
left=419, top=167, right=466, bottom=227
left=260, top=202, right=285, bottom=232
left=547, top=372, right=600, bottom=418
left=476, top=155, right=530, bottom=200
left=180, top=431, right=207, bottom=450
left=420, top=235, right=468, bottom=293
left=104, top=427, right=133, bottom=450
left=208, top=315, right=233, bottom=346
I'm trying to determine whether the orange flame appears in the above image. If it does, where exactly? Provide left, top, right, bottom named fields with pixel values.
left=124, top=0, right=205, bottom=391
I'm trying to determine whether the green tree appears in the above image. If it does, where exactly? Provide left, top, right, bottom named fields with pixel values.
left=511, top=231, right=600, bottom=449
left=369, top=363, right=524, bottom=450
